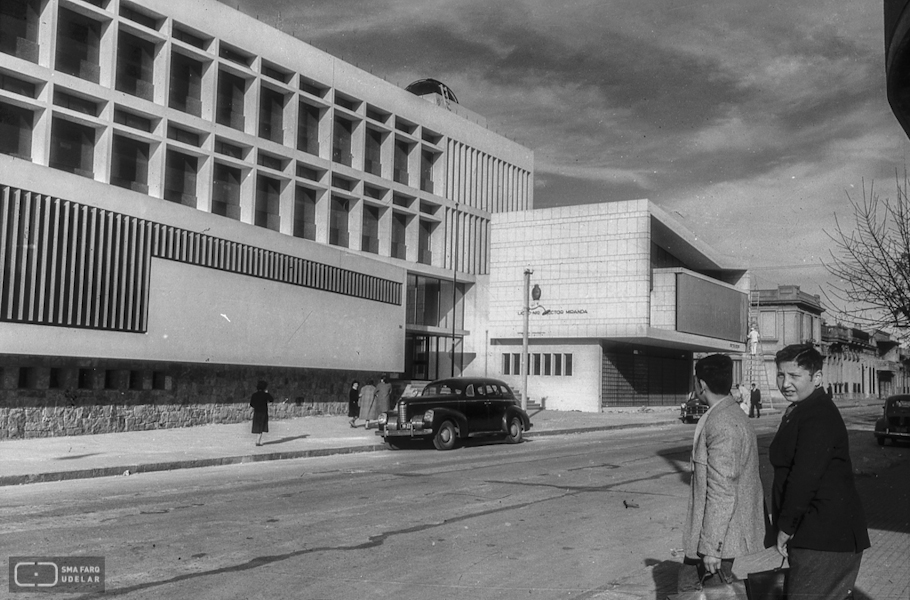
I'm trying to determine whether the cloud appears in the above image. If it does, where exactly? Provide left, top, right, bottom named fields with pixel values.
left=228, top=0, right=910, bottom=299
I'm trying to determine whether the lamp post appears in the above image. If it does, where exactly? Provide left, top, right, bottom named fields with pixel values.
left=521, top=268, right=533, bottom=411
left=451, top=202, right=459, bottom=377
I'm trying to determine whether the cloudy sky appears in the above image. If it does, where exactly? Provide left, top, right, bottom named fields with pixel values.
left=227, top=0, right=910, bottom=311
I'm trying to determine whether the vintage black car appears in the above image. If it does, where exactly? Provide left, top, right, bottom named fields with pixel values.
left=679, top=393, right=708, bottom=424
left=874, top=394, right=910, bottom=446
left=376, top=377, right=533, bottom=450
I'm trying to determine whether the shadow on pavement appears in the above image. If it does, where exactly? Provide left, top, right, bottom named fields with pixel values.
left=259, top=434, right=310, bottom=446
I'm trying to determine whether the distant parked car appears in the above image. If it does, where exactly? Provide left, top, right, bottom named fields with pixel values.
left=874, top=394, right=910, bottom=446
left=680, top=393, right=708, bottom=424
left=376, top=377, right=533, bottom=450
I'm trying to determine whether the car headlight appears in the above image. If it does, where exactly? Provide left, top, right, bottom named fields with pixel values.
left=423, top=409, right=434, bottom=423
left=378, top=413, right=388, bottom=425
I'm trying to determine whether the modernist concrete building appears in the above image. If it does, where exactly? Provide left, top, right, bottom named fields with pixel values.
left=0, top=0, right=532, bottom=437
left=487, top=201, right=749, bottom=412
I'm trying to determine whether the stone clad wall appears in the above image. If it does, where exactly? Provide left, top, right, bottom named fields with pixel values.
left=0, top=359, right=373, bottom=440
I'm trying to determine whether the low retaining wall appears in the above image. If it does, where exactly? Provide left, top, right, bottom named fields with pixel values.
left=0, top=357, right=374, bottom=439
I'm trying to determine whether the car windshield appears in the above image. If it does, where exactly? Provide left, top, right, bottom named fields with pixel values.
left=422, top=383, right=462, bottom=396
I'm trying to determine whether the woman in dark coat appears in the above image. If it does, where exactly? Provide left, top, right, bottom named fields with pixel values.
left=250, top=380, right=274, bottom=446
left=348, top=381, right=360, bottom=428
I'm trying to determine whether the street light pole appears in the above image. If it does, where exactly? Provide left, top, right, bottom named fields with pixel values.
left=521, top=268, right=533, bottom=411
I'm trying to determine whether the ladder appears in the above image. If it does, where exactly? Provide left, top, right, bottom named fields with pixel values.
left=743, top=352, right=775, bottom=410
left=745, top=288, right=775, bottom=408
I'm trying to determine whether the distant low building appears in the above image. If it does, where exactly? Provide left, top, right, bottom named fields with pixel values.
left=822, top=325, right=909, bottom=398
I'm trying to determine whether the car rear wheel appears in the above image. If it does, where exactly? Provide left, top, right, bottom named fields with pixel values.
left=505, top=416, right=524, bottom=444
left=433, top=420, right=457, bottom=451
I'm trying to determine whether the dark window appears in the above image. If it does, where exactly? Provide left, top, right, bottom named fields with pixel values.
left=533, top=353, right=541, bottom=376
left=0, top=0, right=40, bottom=62
left=78, top=368, right=94, bottom=389
left=565, top=354, right=573, bottom=377
left=164, top=150, right=197, bottom=206
left=365, top=129, right=382, bottom=175
left=329, top=196, right=349, bottom=247
left=418, top=220, right=433, bottom=265
left=332, top=117, right=352, bottom=166
left=297, top=102, right=320, bottom=155
left=120, top=6, right=159, bottom=29
left=116, top=31, right=155, bottom=100
left=114, top=109, right=152, bottom=132
left=48, top=368, right=61, bottom=389
left=169, top=52, right=203, bottom=116
left=216, top=70, right=246, bottom=130
left=394, top=139, right=409, bottom=184
left=0, top=102, right=33, bottom=159
left=554, top=354, right=563, bottom=376
left=362, top=204, right=380, bottom=254
left=255, top=175, right=281, bottom=231
left=502, top=353, right=511, bottom=375
left=544, top=354, right=552, bottom=376
left=212, top=163, right=242, bottom=220
left=55, top=9, right=101, bottom=83
left=110, top=135, right=150, bottom=193
left=53, top=90, right=99, bottom=116
left=49, top=118, right=95, bottom=177
left=173, top=26, right=207, bottom=49
left=420, top=149, right=435, bottom=193
left=258, top=87, right=284, bottom=143
left=0, top=72, right=36, bottom=97
left=214, top=139, right=244, bottom=158
left=391, top=211, right=407, bottom=259
left=167, top=125, right=200, bottom=146
left=293, top=186, right=317, bottom=240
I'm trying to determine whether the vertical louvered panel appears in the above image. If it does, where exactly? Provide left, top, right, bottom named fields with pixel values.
left=5, top=189, right=22, bottom=319
left=88, top=209, right=103, bottom=328
left=136, top=220, right=151, bottom=331
left=36, top=195, right=52, bottom=322
left=25, top=192, right=43, bottom=321
left=109, top=214, right=123, bottom=329
left=72, top=205, right=88, bottom=325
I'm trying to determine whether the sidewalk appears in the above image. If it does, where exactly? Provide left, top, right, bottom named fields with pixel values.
left=0, top=405, right=686, bottom=486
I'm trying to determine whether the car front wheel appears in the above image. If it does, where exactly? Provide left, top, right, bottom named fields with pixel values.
left=876, top=435, right=886, bottom=446
left=433, top=420, right=458, bottom=451
left=505, top=416, right=524, bottom=444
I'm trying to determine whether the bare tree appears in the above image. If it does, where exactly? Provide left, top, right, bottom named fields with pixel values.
left=824, top=174, right=910, bottom=335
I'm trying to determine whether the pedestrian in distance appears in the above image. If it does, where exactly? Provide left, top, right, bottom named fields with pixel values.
left=250, top=379, right=274, bottom=446
left=348, top=380, right=360, bottom=428
left=678, top=354, right=765, bottom=595
left=375, top=375, right=393, bottom=415
left=359, top=379, right=378, bottom=429
left=770, top=344, right=870, bottom=600
left=826, top=383, right=834, bottom=399
left=749, top=382, right=761, bottom=418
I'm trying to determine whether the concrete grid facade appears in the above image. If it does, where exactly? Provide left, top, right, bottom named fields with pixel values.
left=0, top=0, right=532, bottom=438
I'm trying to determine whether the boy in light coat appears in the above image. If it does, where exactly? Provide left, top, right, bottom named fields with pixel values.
left=678, top=354, right=765, bottom=593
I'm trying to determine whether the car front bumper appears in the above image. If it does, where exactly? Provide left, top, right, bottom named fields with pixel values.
left=377, top=421, right=432, bottom=438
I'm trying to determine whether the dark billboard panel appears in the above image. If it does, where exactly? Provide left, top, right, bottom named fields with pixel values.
left=676, top=273, right=747, bottom=342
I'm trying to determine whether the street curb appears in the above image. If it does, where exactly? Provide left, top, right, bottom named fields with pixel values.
left=0, top=418, right=682, bottom=486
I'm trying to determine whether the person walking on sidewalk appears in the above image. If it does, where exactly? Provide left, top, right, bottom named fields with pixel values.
left=359, top=379, right=378, bottom=429
left=678, top=354, right=765, bottom=595
left=375, top=375, right=392, bottom=414
left=749, top=383, right=761, bottom=418
left=250, top=380, right=274, bottom=446
left=770, top=344, right=870, bottom=600
left=347, top=380, right=360, bottom=428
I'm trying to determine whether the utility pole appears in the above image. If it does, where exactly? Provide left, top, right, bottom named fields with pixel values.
left=521, top=268, right=533, bottom=411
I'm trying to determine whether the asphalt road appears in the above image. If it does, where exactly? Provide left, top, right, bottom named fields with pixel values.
left=2, top=406, right=896, bottom=600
